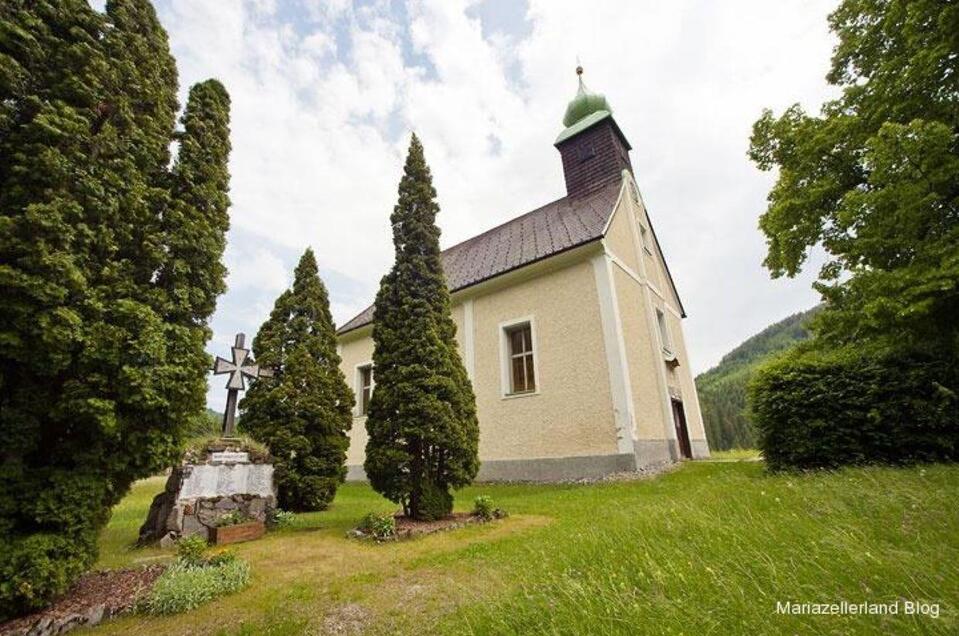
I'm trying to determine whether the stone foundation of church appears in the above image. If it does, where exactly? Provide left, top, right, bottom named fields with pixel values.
left=633, top=439, right=674, bottom=466
left=346, top=439, right=711, bottom=484
left=475, top=453, right=638, bottom=482
left=348, top=451, right=669, bottom=483
left=691, top=439, right=711, bottom=459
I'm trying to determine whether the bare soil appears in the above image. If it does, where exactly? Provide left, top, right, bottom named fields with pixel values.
left=393, top=512, right=483, bottom=538
left=0, top=565, right=164, bottom=636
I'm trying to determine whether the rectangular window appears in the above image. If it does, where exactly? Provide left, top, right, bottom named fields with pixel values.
left=656, top=309, right=673, bottom=356
left=506, top=323, right=536, bottom=394
left=639, top=222, right=652, bottom=254
left=358, top=365, right=373, bottom=416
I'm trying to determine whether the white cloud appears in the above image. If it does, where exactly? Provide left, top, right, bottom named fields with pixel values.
left=225, top=244, right=290, bottom=294
left=130, top=0, right=841, bottom=407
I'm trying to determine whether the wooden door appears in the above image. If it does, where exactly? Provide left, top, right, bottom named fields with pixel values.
left=671, top=399, right=693, bottom=459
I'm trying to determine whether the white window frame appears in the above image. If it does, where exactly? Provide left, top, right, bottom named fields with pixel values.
left=354, top=362, right=374, bottom=417
left=638, top=220, right=653, bottom=255
left=655, top=308, right=675, bottom=359
left=499, top=316, right=539, bottom=399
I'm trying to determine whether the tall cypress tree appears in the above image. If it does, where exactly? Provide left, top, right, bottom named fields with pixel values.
left=0, top=0, right=231, bottom=618
left=365, top=134, right=479, bottom=521
left=241, top=249, right=354, bottom=511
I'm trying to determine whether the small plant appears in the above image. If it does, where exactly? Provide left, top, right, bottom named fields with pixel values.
left=358, top=512, right=396, bottom=541
left=140, top=536, right=249, bottom=615
left=137, top=558, right=250, bottom=615
left=267, top=509, right=296, bottom=529
left=215, top=510, right=252, bottom=527
left=473, top=495, right=495, bottom=521
left=473, top=495, right=508, bottom=521
left=207, top=550, right=238, bottom=567
left=175, top=534, right=208, bottom=567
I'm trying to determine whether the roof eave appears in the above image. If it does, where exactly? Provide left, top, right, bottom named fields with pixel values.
left=336, top=237, right=607, bottom=337
left=554, top=111, right=632, bottom=151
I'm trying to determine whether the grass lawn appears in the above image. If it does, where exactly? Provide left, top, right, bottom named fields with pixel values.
left=87, top=462, right=958, bottom=635
left=704, top=448, right=763, bottom=461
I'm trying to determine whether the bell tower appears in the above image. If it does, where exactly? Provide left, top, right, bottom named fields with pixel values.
left=555, top=66, right=633, bottom=198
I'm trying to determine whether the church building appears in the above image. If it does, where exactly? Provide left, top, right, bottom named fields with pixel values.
left=337, top=69, right=710, bottom=481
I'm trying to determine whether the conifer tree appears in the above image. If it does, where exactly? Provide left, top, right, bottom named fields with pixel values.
left=365, top=135, right=479, bottom=521
left=0, top=0, right=231, bottom=618
left=241, top=249, right=354, bottom=511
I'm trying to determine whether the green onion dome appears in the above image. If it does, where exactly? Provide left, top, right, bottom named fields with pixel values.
left=562, top=65, right=612, bottom=127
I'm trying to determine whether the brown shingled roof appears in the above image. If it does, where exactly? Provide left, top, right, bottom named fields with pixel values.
left=337, top=177, right=623, bottom=335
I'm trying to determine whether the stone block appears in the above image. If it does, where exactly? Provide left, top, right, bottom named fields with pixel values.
left=214, top=497, right=238, bottom=511
left=197, top=502, right=219, bottom=526
left=181, top=514, right=209, bottom=541
left=248, top=498, right=266, bottom=517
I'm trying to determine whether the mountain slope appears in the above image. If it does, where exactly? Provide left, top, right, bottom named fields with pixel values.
left=696, top=307, right=819, bottom=450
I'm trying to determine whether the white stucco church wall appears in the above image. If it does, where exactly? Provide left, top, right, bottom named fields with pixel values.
left=336, top=70, right=709, bottom=481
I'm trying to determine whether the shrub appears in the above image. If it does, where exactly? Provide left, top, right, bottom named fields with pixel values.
left=358, top=513, right=396, bottom=541
left=473, top=496, right=495, bottom=521
left=473, top=496, right=508, bottom=521
left=241, top=249, right=354, bottom=513
left=749, top=346, right=959, bottom=471
left=0, top=534, right=95, bottom=617
left=0, top=5, right=232, bottom=619
left=207, top=550, right=239, bottom=567
left=176, top=535, right=209, bottom=568
left=418, top=481, right=454, bottom=521
left=138, top=558, right=250, bottom=615
left=140, top=538, right=248, bottom=615
left=267, top=509, right=296, bottom=530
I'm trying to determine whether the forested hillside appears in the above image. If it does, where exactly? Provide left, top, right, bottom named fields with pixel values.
left=696, top=307, right=818, bottom=450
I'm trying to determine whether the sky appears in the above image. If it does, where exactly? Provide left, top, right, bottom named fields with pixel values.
left=92, top=0, right=840, bottom=410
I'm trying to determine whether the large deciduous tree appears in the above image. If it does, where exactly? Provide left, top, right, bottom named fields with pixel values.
left=364, top=135, right=479, bottom=521
left=0, top=0, right=231, bottom=618
left=749, top=0, right=959, bottom=353
left=241, top=249, right=354, bottom=511
left=747, top=0, right=958, bottom=469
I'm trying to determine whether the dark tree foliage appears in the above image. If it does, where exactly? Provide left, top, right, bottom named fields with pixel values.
left=749, top=0, right=959, bottom=353
left=696, top=308, right=817, bottom=450
left=241, top=249, right=354, bottom=512
left=365, top=135, right=479, bottom=521
left=749, top=345, right=959, bottom=471
left=0, top=0, right=230, bottom=618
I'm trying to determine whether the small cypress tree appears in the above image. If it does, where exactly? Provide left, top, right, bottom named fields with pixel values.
left=241, top=249, right=354, bottom=511
left=365, top=134, right=479, bottom=521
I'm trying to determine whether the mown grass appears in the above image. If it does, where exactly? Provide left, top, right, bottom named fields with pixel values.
left=87, top=462, right=958, bottom=635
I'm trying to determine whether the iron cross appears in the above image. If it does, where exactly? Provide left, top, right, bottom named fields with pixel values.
left=213, top=333, right=273, bottom=437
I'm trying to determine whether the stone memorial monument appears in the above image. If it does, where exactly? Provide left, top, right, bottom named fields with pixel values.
left=139, top=333, right=278, bottom=545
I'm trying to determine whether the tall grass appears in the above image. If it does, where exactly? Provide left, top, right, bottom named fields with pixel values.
left=94, top=462, right=958, bottom=635
left=441, top=464, right=958, bottom=634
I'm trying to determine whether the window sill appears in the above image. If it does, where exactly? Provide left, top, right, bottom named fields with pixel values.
left=502, top=390, right=539, bottom=400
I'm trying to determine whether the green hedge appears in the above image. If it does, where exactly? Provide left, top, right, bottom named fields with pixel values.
left=749, top=346, right=958, bottom=471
